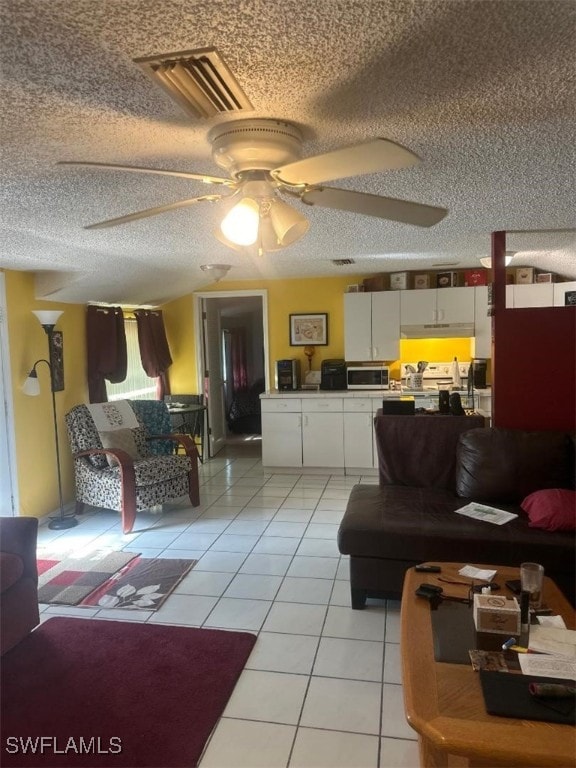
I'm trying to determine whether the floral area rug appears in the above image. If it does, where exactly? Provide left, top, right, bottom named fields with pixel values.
left=37, top=550, right=140, bottom=606
left=79, top=557, right=196, bottom=610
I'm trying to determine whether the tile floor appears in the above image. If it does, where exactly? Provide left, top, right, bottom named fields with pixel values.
left=36, top=443, right=419, bottom=768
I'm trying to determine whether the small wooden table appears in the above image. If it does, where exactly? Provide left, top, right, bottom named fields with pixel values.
left=401, top=562, right=576, bottom=768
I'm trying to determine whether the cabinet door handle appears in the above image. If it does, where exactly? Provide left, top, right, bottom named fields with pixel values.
left=439, top=308, right=445, bottom=321
left=298, top=415, right=302, bottom=427
left=303, top=415, right=308, bottom=427
left=368, top=346, right=373, bottom=359
left=374, top=346, right=379, bottom=358
left=432, top=308, right=437, bottom=322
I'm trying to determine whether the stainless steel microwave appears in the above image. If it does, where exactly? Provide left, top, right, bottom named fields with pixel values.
left=346, top=366, right=390, bottom=390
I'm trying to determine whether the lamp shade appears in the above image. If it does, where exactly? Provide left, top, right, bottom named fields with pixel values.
left=200, top=264, right=232, bottom=282
left=268, top=199, right=309, bottom=246
left=221, top=198, right=260, bottom=246
left=479, top=252, right=515, bottom=268
left=22, top=371, right=41, bottom=396
left=32, top=310, right=63, bottom=327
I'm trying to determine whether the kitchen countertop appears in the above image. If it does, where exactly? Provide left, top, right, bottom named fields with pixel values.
left=261, top=389, right=492, bottom=398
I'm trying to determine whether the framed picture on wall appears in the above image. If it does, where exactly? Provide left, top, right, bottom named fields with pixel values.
left=289, top=313, right=328, bottom=346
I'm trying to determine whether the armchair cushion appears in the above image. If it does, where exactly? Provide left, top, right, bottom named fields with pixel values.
left=100, top=428, right=141, bottom=467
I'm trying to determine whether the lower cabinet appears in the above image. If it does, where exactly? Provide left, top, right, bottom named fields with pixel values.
left=262, top=396, right=377, bottom=471
left=302, top=411, right=344, bottom=467
left=261, top=399, right=302, bottom=467
left=343, top=399, right=374, bottom=470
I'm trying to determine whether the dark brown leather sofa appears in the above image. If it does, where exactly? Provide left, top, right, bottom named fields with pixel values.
left=338, top=417, right=576, bottom=608
left=0, top=517, right=40, bottom=655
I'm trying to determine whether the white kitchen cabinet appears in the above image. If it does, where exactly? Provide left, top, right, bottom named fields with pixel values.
left=343, top=399, right=374, bottom=469
left=301, top=398, right=344, bottom=467
left=553, top=281, right=576, bottom=307
left=472, top=286, right=491, bottom=358
left=261, top=398, right=302, bottom=467
left=512, top=283, right=554, bottom=308
left=344, top=291, right=400, bottom=361
left=400, top=287, right=475, bottom=326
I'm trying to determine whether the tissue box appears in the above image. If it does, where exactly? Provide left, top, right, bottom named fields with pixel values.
left=464, top=269, right=487, bottom=286
left=473, top=594, right=520, bottom=635
left=436, top=271, right=458, bottom=288
left=390, top=272, right=410, bottom=290
left=413, top=274, right=430, bottom=290
left=516, top=267, right=535, bottom=284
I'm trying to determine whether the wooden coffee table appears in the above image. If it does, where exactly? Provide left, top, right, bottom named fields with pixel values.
left=401, top=562, right=576, bottom=768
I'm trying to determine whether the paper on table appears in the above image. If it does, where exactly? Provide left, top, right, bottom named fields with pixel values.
left=518, top=654, right=576, bottom=681
left=537, top=615, right=567, bottom=629
left=455, top=503, right=518, bottom=526
left=529, top=626, right=576, bottom=659
left=459, top=565, right=497, bottom=582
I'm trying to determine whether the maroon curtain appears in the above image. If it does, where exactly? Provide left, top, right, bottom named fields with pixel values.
left=231, top=329, right=248, bottom=391
left=86, top=305, right=127, bottom=403
left=134, top=309, right=172, bottom=399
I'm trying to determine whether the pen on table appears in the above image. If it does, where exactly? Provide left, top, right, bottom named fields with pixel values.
left=508, top=645, right=540, bottom=654
left=501, top=637, right=517, bottom=650
left=520, top=590, right=530, bottom=645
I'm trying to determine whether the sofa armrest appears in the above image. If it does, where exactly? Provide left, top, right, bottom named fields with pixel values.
left=0, top=517, right=39, bottom=584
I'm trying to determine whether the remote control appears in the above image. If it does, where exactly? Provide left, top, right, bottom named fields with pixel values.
left=415, top=564, right=441, bottom=573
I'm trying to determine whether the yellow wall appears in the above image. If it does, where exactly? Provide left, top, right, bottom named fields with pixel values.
left=162, top=279, right=474, bottom=389
left=4, top=271, right=87, bottom=518
left=162, top=275, right=368, bottom=389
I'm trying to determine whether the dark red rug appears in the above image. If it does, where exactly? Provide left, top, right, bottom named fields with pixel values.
left=1, top=617, right=257, bottom=767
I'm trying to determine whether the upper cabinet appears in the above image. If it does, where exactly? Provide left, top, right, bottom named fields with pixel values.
left=344, top=292, right=400, bottom=361
left=400, top=287, right=475, bottom=325
left=472, top=286, right=491, bottom=358
left=511, top=283, right=554, bottom=308
left=553, top=281, right=576, bottom=307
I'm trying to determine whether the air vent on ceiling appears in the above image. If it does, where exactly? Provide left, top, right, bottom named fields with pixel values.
left=332, top=259, right=356, bottom=266
left=134, top=47, right=253, bottom=119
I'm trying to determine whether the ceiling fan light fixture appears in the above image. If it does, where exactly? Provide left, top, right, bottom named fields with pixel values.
left=221, top=197, right=260, bottom=246
left=268, top=199, right=310, bottom=246
left=479, top=251, right=515, bottom=268
left=200, top=264, right=232, bottom=282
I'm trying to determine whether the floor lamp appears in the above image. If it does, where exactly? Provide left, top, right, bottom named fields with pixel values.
left=22, top=310, right=78, bottom=530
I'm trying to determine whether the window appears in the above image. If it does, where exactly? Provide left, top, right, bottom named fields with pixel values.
left=107, top=318, right=157, bottom=401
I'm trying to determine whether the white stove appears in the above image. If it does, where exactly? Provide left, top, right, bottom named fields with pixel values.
left=401, top=361, right=470, bottom=392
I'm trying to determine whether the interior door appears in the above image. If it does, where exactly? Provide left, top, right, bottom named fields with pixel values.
left=202, top=298, right=226, bottom=457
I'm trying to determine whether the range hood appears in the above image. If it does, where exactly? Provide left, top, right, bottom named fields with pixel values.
left=400, top=322, right=475, bottom=339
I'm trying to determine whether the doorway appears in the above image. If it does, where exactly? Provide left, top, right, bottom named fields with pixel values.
left=194, top=290, right=269, bottom=458
left=0, top=273, right=18, bottom=515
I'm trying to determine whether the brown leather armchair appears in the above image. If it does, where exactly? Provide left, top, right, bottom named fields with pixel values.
left=0, top=517, right=40, bottom=655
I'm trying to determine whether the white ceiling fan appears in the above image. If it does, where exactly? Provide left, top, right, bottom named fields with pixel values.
left=58, top=48, right=448, bottom=254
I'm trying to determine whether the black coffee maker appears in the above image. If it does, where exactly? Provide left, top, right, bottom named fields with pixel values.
left=467, top=358, right=488, bottom=394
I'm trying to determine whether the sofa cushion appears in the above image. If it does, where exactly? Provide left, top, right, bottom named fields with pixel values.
left=99, top=428, right=141, bottom=467
left=455, top=429, right=574, bottom=503
left=338, top=484, right=576, bottom=578
left=521, top=489, right=576, bottom=532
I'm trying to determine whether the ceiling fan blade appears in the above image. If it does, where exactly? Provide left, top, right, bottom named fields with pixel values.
left=301, top=187, right=448, bottom=227
left=84, top=194, right=224, bottom=229
left=272, top=139, right=420, bottom=186
left=57, top=161, right=234, bottom=187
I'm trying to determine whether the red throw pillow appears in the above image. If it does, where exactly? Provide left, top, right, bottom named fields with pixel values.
left=521, top=489, right=576, bottom=532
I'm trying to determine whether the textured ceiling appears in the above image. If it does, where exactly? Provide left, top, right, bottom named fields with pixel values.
left=1, top=0, right=575, bottom=306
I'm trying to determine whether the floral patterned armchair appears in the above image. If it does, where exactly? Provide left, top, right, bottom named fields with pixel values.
left=65, top=401, right=199, bottom=533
